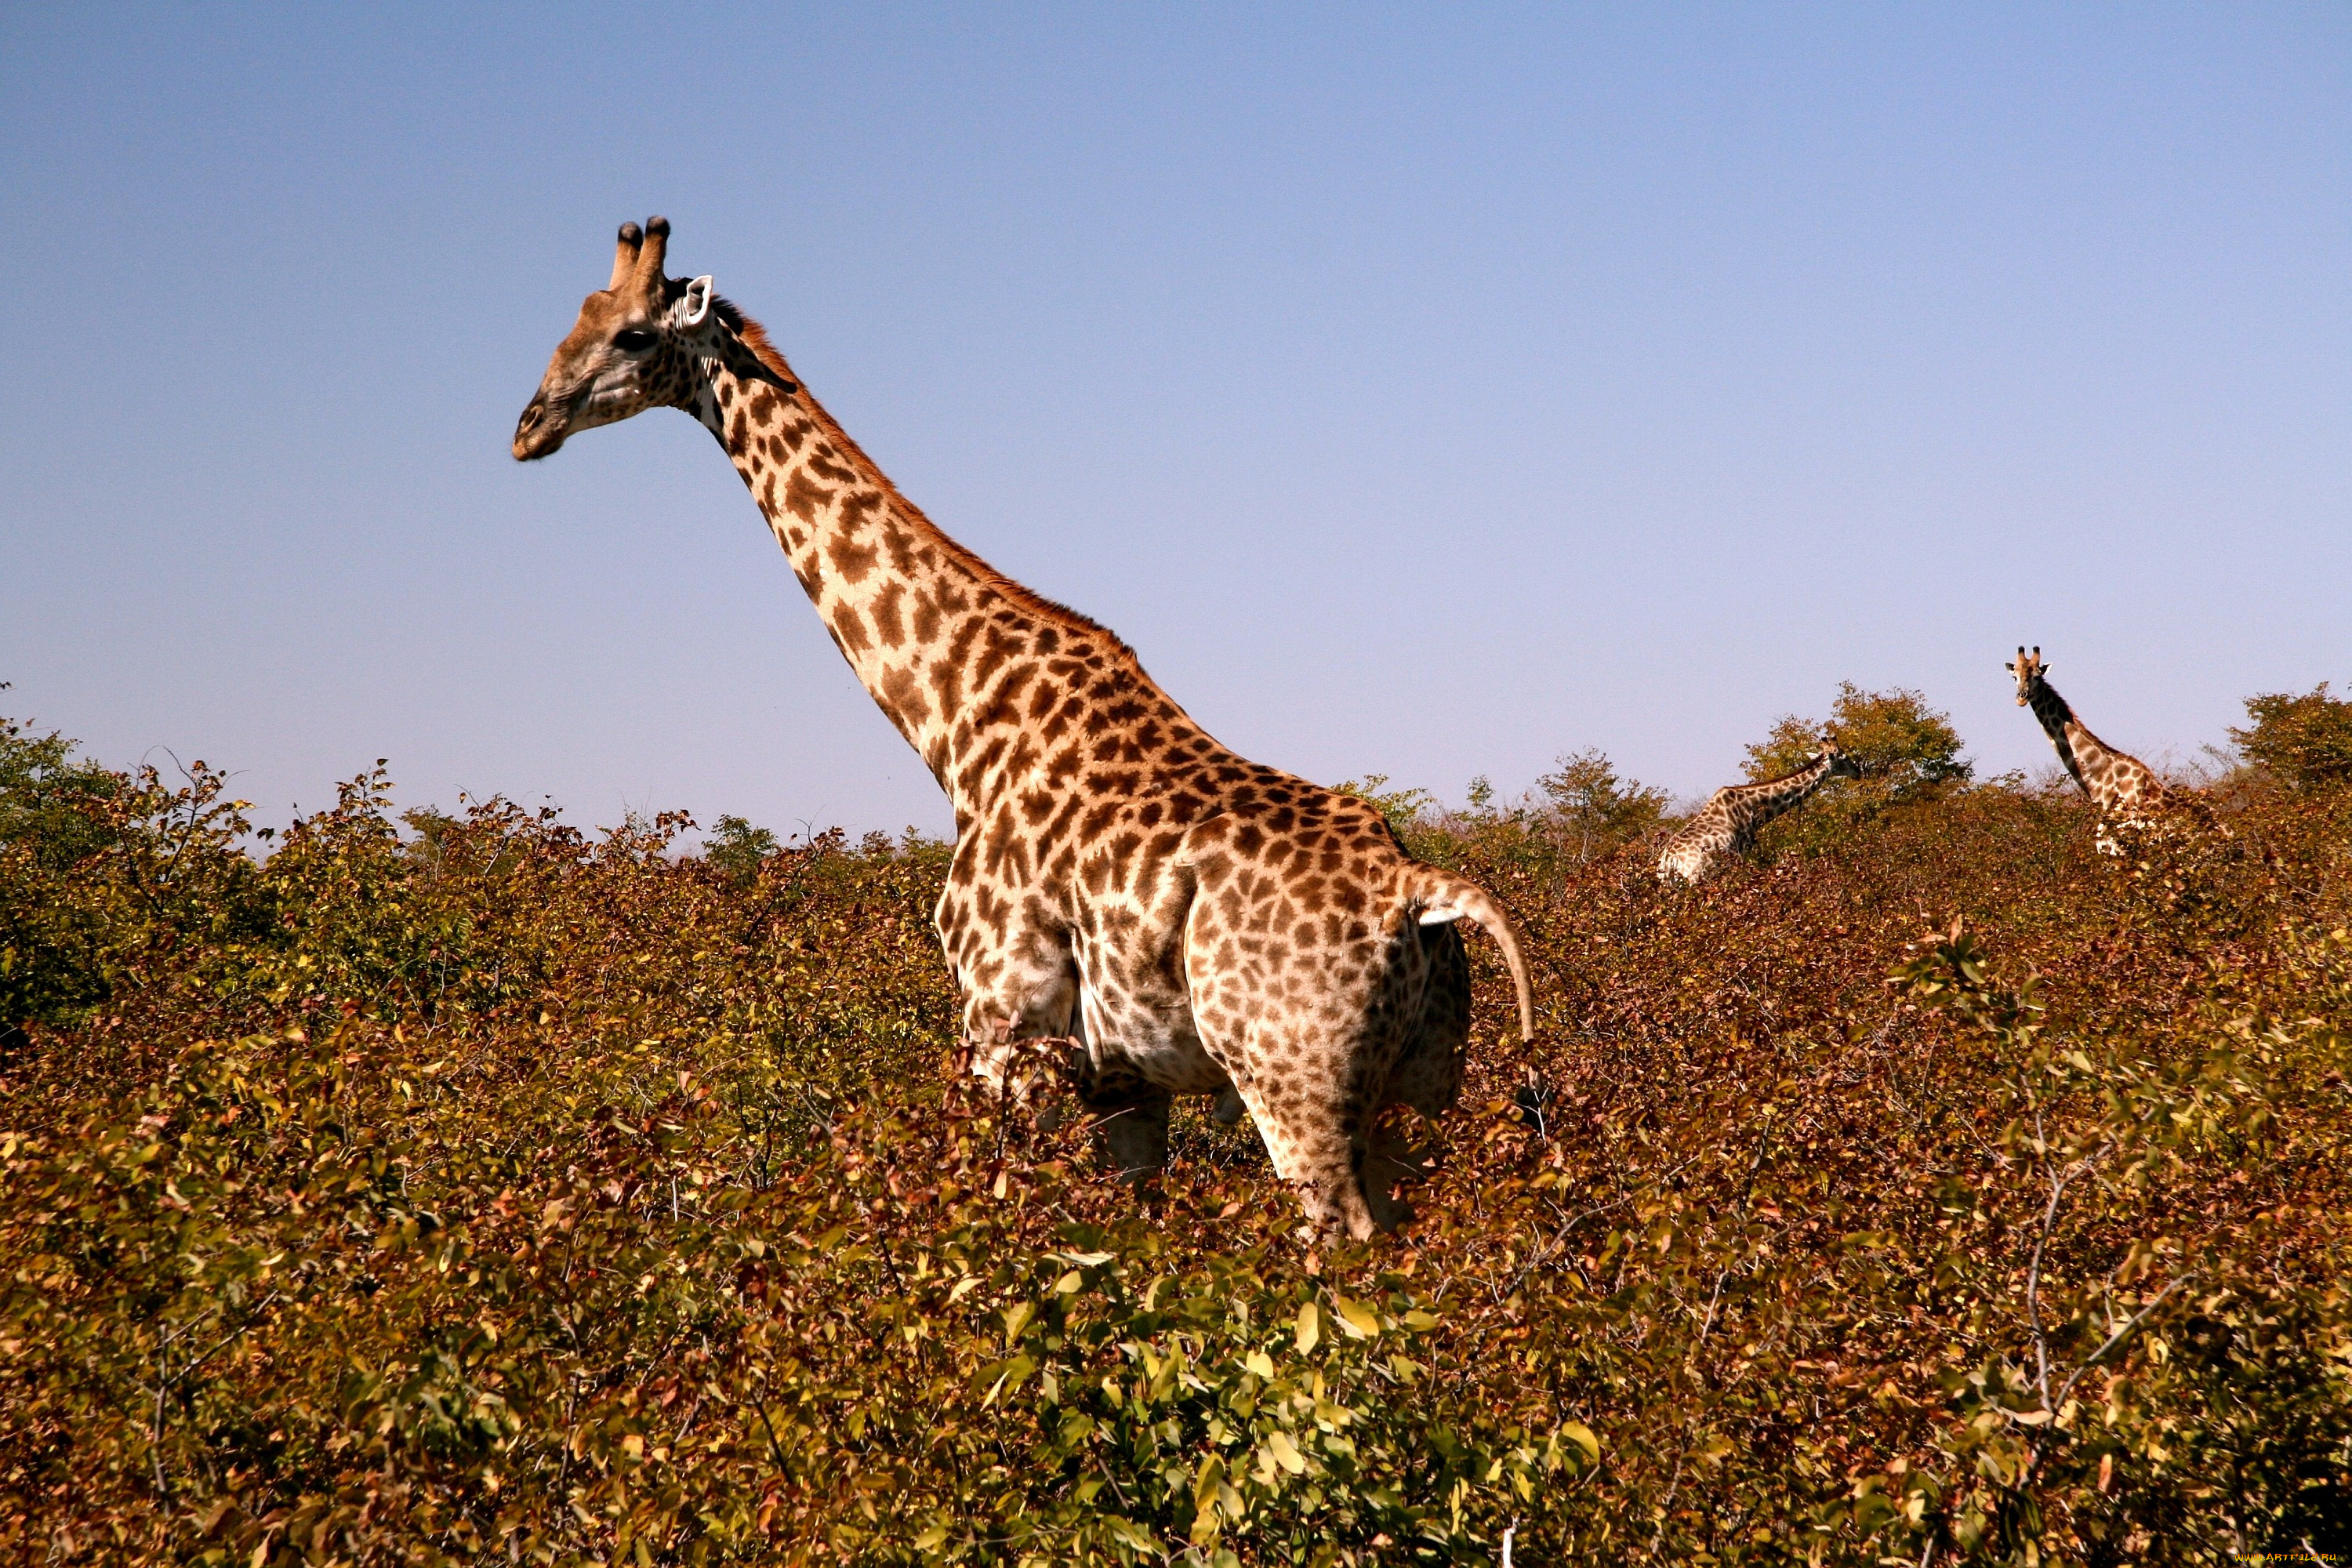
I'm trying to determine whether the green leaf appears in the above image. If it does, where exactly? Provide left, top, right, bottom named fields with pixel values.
left=1559, top=1420, right=1601, bottom=1467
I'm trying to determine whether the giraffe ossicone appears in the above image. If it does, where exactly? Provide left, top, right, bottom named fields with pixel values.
left=1657, top=741, right=1862, bottom=886
left=515, top=218, right=1537, bottom=1240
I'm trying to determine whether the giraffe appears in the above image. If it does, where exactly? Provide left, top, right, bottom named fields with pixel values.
left=1656, top=742, right=1862, bottom=885
left=513, top=218, right=1534, bottom=1239
left=2006, top=646, right=2169, bottom=848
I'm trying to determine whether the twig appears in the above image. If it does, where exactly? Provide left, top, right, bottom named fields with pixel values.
left=1694, top=1116, right=1776, bottom=1351
left=151, top=1377, right=169, bottom=1499
left=1647, top=1455, right=1685, bottom=1560
left=2049, top=1273, right=2194, bottom=1417
left=2020, top=1105, right=2103, bottom=1407
left=752, top=1399, right=790, bottom=1474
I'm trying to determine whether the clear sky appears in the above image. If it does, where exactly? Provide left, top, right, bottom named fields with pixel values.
left=3, top=5, right=2346, bottom=840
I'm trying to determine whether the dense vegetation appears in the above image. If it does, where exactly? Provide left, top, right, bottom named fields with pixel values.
left=2, top=686, right=2348, bottom=1565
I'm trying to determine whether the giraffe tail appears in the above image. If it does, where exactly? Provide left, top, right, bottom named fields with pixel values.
left=1402, top=866, right=1537, bottom=1044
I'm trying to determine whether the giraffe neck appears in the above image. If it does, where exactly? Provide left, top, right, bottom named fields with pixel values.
left=1726, top=753, right=1839, bottom=833
left=2027, top=679, right=2145, bottom=810
left=684, top=340, right=1147, bottom=827
left=2027, top=680, right=2114, bottom=792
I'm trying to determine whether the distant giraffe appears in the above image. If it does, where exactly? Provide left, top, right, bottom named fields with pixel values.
left=2007, top=647, right=2169, bottom=847
left=513, top=218, right=1534, bottom=1239
left=1657, top=742, right=1862, bottom=885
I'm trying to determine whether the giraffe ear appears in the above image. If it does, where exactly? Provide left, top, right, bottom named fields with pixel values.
left=675, top=276, right=715, bottom=328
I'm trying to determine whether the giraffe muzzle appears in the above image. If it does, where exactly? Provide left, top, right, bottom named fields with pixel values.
left=512, top=394, right=568, bottom=461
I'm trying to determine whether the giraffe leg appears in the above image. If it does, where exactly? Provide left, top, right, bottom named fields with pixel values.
left=1084, top=1083, right=1173, bottom=1182
left=1363, top=920, right=1468, bottom=1229
left=937, top=867, right=1083, bottom=1105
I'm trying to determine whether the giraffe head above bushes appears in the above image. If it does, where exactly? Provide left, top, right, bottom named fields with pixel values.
left=514, top=217, right=791, bottom=461
left=2007, top=645, right=2052, bottom=709
left=2005, top=644, right=2169, bottom=833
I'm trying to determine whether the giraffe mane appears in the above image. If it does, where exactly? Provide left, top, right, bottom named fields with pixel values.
left=708, top=293, right=1123, bottom=648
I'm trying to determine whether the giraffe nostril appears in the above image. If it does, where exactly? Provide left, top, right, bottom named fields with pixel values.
left=519, top=401, right=544, bottom=432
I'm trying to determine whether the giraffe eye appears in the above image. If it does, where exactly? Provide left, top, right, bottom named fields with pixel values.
left=613, top=328, right=658, bottom=353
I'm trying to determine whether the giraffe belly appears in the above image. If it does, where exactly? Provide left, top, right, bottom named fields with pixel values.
left=1075, top=952, right=1228, bottom=1096
left=1077, top=982, right=1223, bottom=1091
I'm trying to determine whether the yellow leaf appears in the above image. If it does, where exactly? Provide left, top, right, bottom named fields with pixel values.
left=1244, top=1349, right=1276, bottom=1379
left=1265, top=1428, right=1307, bottom=1474
left=1334, top=1296, right=1381, bottom=1339
left=1294, top=1301, right=1320, bottom=1355
left=1559, top=1419, right=1601, bottom=1465
left=1193, top=1452, right=1225, bottom=1507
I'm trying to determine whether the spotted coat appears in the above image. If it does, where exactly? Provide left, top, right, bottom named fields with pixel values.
left=2006, top=647, right=2171, bottom=851
left=1657, top=744, right=1862, bottom=885
left=514, top=220, right=1536, bottom=1238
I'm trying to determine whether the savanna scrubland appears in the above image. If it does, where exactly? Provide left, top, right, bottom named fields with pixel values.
left=2, top=682, right=2348, bottom=1565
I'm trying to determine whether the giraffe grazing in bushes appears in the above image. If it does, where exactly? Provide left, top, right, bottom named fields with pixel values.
left=1657, top=742, right=1862, bottom=885
left=2007, top=647, right=2170, bottom=850
left=514, top=218, right=1534, bottom=1239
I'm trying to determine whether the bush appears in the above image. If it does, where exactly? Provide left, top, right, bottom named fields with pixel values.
left=1530, top=750, right=1670, bottom=862
left=704, top=815, right=782, bottom=887
left=2, top=705, right=2347, bottom=1564
left=2231, top=683, right=2352, bottom=792
left=1743, top=682, right=1973, bottom=858
left=1360, top=751, right=1668, bottom=884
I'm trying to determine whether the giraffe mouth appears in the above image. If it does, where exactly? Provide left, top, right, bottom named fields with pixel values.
left=512, top=393, right=573, bottom=461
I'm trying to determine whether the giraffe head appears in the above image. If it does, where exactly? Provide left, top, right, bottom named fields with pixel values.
left=1818, top=739, right=1864, bottom=782
left=2006, top=646, right=2049, bottom=707
left=514, top=217, right=734, bottom=460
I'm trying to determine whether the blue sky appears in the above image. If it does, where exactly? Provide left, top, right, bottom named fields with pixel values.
left=3, top=5, right=2345, bottom=839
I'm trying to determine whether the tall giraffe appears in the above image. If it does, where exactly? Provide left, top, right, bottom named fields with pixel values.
left=514, top=219, right=1534, bottom=1238
left=1656, top=742, right=1862, bottom=885
left=2007, top=646, right=2168, bottom=838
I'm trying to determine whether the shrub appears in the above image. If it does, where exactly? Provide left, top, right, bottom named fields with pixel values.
left=1530, top=749, right=1670, bottom=862
left=2231, top=682, right=2352, bottom=792
left=2, top=705, right=2346, bottom=1564
left=705, top=815, right=782, bottom=887
left=1747, top=681, right=1972, bottom=797
left=1742, top=682, right=1973, bottom=858
left=1365, top=751, right=1668, bottom=884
